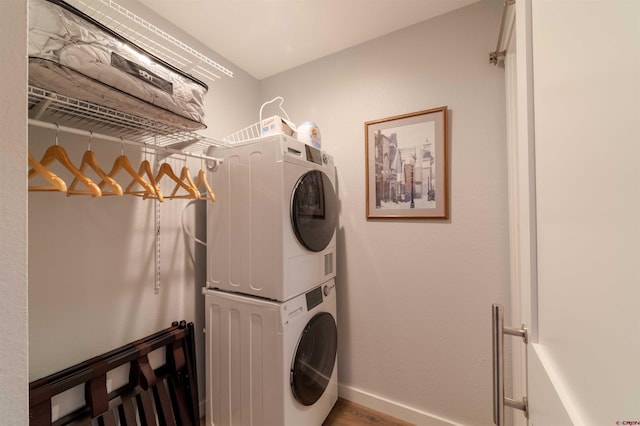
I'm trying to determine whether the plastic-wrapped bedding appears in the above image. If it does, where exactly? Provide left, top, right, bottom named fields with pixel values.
left=28, top=0, right=208, bottom=130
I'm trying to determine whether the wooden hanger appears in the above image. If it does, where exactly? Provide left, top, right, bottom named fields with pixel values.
left=193, top=168, right=215, bottom=202
left=28, top=139, right=102, bottom=197
left=168, top=165, right=200, bottom=200
left=155, top=162, right=199, bottom=200
left=68, top=137, right=123, bottom=196
left=28, top=150, right=67, bottom=192
left=125, top=159, right=163, bottom=202
left=101, top=153, right=155, bottom=197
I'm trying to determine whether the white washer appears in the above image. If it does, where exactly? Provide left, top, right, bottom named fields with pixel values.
left=206, top=134, right=338, bottom=301
left=204, top=279, right=338, bottom=426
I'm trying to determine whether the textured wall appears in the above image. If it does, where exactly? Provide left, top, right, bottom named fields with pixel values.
left=260, top=1, right=508, bottom=424
left=0, top=0, right=28, bottom=424
left=26, top=0, right=259, bottom=414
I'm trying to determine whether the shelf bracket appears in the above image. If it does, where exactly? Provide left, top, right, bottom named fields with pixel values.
left=156, top=138, right=202, bottom=162
left=29, top=98, right=53, bottom=120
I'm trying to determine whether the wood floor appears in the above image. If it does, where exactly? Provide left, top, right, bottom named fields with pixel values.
left=200, top=398, right=414, bottom=425
left=323, top=398, right=414, bottom=426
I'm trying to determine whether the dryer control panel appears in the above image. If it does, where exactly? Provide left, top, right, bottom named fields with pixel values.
left=305, top=286, right=324, bottom=311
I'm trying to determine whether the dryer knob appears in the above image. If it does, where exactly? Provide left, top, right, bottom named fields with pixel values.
left=323, top=285, right=331, bottom=297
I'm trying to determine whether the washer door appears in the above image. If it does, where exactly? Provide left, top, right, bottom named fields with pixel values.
left=291, top=170, right=337, bottom=252
left=291, top=312, right=338, bottom=406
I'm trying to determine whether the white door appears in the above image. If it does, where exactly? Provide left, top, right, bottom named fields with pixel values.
left=503, top=1, right=640, bottom=425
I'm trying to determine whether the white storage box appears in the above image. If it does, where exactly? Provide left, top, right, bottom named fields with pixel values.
left=261, top=115, right=296, bottom=137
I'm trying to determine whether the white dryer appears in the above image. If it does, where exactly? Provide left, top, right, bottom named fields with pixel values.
left=206, top=134, right=338, bottom=301
left=203, top=279, right=338, bottom=426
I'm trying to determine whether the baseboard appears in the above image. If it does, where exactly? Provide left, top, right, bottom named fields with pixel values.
left=200, top=386, right=463, bottom=425
left=337, top=384, right=464, bottom=426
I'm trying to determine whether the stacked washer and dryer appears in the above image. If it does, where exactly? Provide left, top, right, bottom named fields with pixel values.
left=203, top=134, right=339, bottom=425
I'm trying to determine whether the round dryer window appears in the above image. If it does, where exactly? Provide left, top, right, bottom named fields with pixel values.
left=291, top=312, right=338, bottom=406
left=291, top=170, right=338, bottom=252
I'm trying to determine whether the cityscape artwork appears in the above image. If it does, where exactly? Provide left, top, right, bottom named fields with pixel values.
left=365, top=107, right=448, bottom=219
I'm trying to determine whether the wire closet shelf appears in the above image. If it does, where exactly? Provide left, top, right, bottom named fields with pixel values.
left=28, top=85, right=233, bottom=165
left=28, top=85, right=230, bottom=153
left=27, top=0, right=238, bottom=160
left=63, top=0, right=233, bottom=83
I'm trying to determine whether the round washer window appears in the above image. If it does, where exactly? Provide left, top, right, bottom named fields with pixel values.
left=291, top=170, right=337, bottom=252
left=290, top=312, right=338, bottom=406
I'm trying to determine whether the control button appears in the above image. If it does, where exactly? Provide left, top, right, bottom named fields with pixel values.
left=322, top=153, right=328, bottom=164
left=323, top=285, right=331, bottom=297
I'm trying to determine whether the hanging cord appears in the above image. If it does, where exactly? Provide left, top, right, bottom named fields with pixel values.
left=181, top=200, right=207, bottom=247
left=153, top=136, right=161, bottom=293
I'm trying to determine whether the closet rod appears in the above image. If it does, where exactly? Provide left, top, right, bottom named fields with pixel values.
left=489, top=0, right=515, bottom=65
left=28, top=118, right=224, bottom=165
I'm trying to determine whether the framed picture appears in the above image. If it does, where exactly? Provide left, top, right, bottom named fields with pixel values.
left=365, top=106, right=448, bottom=219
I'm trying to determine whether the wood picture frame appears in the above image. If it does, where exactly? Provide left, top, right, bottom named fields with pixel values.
left=365, top=106, right=448, bottom=219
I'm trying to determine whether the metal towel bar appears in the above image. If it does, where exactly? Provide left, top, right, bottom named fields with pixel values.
left=492, top=303, right=528, bottom=425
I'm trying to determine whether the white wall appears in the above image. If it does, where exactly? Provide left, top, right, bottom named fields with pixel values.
left=26, top=0, right=259, bottom=412
left=260, top=1, right=508, bottom=424
left=0, top=1, right=28, bottom=424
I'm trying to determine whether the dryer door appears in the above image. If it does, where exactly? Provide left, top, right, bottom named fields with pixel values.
left=291, top=170, right=337, bottom=252
left=291, top=312, right=338, bottom=406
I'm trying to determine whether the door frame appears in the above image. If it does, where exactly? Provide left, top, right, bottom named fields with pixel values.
left=504, top=0, right=536, bottom=424
left=505, top=1, right=585, bottom=424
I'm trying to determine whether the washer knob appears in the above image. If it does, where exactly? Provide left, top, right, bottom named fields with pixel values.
left=323, top=285, right=331, bottom=297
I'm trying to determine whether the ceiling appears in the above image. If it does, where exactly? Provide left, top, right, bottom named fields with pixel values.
left=137, top=0, right=480, bottom=80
